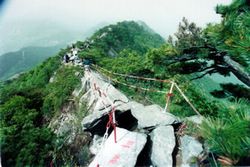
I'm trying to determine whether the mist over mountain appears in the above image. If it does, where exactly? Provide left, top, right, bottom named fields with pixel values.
left=0, top=0, right=231, bottom=55
left=0, top=20, right=101, bottom=55
left=0, top=19, right=107, bottom=80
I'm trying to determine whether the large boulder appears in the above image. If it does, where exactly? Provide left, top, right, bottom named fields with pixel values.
left=81, top=106, right=111, bottom=130
left=81, top=101, right=133, bottom=131
left=150, top=125, right=176, bottom=167
left=180, top=135, right=203, bottom=167
left=130, top=102, right=179, bottom=129
left=88, top=71, right=129, bottom=103
left=89, top=127, right=147, bottom=167
left=79, top=71, right=129, bottom=110
left=115, top=101, right=133, bottom=111
left=81, top=70, right=132, bottom=131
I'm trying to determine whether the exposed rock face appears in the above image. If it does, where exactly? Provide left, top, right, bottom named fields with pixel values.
left=89, top=135, right=103, bottom=155
left=81, top=107, right=112, bottom=133
left=84, top=71, right=129, bottom=103
left=80, top=70, right=129, bottom=112
left=72, top=77, right=87, bottom=97
left=81, top=70, right=132, bottom=132
left=56, top=68, right=204, bottom=167
left=130, top=102, right=179, bottom=129
left=50, top=112, right=77, bottom=143
left=180, top=135, right=203, bottom=167
left=81, top=69, right=178, bottom=133
left=89, top=127, right=147, bottom=167
left=150, top=126, right=176, bottom=167
left=49, top=101, right=79, bottom=144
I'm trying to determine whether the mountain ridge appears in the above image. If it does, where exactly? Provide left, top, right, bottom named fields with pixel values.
left=0, top=15, right=249, bottom=166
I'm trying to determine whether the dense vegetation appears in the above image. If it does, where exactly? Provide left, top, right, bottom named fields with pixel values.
left=213, top=0, right=250, bottom=69
left=200, top=99, right=250, bottom=163
left=0, top=0, right=249, bottom=166
left=76, top=21, right=165, bottom=62
left=0, top=49, right=83, bottom=166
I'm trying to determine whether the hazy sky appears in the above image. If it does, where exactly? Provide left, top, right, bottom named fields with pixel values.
left=0, top=0, right=231, bottom=54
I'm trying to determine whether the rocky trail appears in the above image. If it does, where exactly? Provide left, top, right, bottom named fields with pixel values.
left=51, top=66, right=204, bottom=167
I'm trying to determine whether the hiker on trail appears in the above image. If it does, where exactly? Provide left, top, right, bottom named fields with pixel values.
left=68, top=45, right=80, bottom=65
left=67, top=52, right=72, bottom=58
left=71, top=45, right=75, bottom=52
left=68, top=52, right=75, bottom=63
left=70, top=54, right=76, bottom=63
left=63, top=54, right=69, bottom=63
left=74, top=56, right=81, bottom=65
left=72, top=48, right=78, bottom=57
left=63, top=54, right=66, bottom=63
left=83, top=58, right=91, bottom=71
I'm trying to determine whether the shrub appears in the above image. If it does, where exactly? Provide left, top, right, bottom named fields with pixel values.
left=199, top=99, right=250, bottom=162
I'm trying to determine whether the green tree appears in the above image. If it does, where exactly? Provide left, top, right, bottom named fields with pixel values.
left=0, top=96, right=55, bottom=166
left=172, top=17, right=204, bottom=50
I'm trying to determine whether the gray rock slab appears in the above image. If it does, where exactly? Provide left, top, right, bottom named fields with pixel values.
left=81, top=101, right=131, bottom=130
left=81, top=106, right=111, bottom=130
left=89, top=127, right=147, bottom=167
left=150, top=125, right=176, bottom=167
left=49, top=113, right=77, bottom=144
left=90, top=72, right=129, bottom=103
left=90, top=135, right=103, bottom=155
left=80, top=89, right=97, bottom=110
left=81, top=71, right=129, bottom=112
left=130, top=103, right=179, bottom=128
left=180, top=135, right=203, bottom=167
left=114, top=101, right=141, bottom=112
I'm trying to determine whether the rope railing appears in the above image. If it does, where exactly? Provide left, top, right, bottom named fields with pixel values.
left=92, top=64, right=201, bottom=116
left=93, top=64, right=174, bottom=83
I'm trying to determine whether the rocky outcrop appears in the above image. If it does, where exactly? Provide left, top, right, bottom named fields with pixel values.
left=55, top=68, right=204, bottom=167
left=89, top=135, right=103, bottom=155
left=89, top=127, right=147, bottom=167
left=130, top=102, right=179, bottom=129
left=180, top=135, right=203, bottom=167
left=80, top=71, right=129, bottom=112
left=50, top=112, right=77, bottom=143
left=150, top=126, right=176, bottom=167
left=49, top=101, right=80, bottom=144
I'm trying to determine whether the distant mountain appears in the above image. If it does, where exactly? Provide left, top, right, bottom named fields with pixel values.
left=78, top=21, right=165, bottom=61
left=0, top=45, right=64, bottom=80
left=92, top=21, right=164, bottom=53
